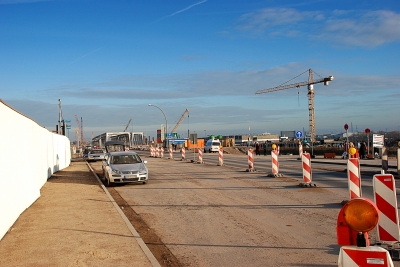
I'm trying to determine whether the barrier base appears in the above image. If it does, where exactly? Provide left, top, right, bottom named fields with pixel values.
left=375, top=242, right=400, bottom=260
left=298, top=182, right=317, bottom=187
left=267, top=173, right=283, bottom=177
left=246, top=168, right=256, bottom=172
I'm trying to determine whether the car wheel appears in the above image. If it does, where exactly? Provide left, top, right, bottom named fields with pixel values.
left=105, top=173, right=113, bottom=187
left=106, top=177, right=113, bottom=187
left=143, top=181, right=147, bottom=184
left=209, top=149, right=212, bottom=153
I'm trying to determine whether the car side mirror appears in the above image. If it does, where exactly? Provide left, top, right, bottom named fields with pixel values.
left=143, top=160, right=147, bottom=164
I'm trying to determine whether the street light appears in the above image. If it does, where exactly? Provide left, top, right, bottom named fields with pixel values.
left=148, top=104, right=168, bottom=147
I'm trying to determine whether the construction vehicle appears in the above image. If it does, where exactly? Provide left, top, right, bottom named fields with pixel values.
left=255, top=69, right=333, bottom=143
left=171, top=109, right=189, bottom=134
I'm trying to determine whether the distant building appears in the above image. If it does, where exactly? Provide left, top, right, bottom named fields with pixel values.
left=280, top=131, right=295, bottom=139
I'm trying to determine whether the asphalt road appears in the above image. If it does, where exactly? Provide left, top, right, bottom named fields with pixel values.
left=92, top=152, right=400, bottom=267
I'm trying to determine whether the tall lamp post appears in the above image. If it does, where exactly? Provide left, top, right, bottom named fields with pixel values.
left=148, top=104, right=168, bottom=147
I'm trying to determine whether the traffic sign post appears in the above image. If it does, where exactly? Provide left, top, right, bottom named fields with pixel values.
left=365, top=128, right=371, bottom=157
left=344, top=124, right=349, bottom=158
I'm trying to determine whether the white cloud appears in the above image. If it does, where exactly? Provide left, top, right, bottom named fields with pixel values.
left=321, top=10, right=400, bottom=47
left=235, top=8, right=400, bottom=47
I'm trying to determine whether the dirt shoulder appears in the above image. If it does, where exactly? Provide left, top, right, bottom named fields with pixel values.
left=0, top=159, right=153, bottom=267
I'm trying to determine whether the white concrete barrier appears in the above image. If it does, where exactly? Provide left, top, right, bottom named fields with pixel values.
left=0, top=100, right=71, bottom=240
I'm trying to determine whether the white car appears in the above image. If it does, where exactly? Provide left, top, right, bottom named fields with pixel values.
left=204, top=139, right=221, bottom=153
left=102, top=141, right=148, bottom=187
left=87, top=149, right=105, bottom=162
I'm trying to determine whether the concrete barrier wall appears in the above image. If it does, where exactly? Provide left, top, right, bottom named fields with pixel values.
left=0, top=100, right=71, bottom=240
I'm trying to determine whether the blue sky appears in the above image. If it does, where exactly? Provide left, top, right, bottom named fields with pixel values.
left=1, top=0, right=399, bottom=141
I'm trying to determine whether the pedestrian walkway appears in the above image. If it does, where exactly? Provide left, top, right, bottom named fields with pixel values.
left=0, top=159, right=159, bottom=267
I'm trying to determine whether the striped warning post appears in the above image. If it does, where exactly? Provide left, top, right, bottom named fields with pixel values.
left=299, top=144, right=303, bottom=156
left=150, top=147, right=155, bottom=157
left=338, top=246, right=394, bottom=267
left=271, top=150, right=279, bottom=175
left=247, top=149, right=254, bottom=171
left=198, top=148, right=203, bottom=164
left=160, top=147, right=164, bottom=158
left=169, top=146, right=173, bottom=159
left=277, top=145, right=280, bottom=155
left=181, top=147, right=185, bottom=161
left=217, top=148, right=223, bottom=166
left=373, top=174, right=400, bottom=242
left=302, top=152, right=312, bottom=184
left=347, top=158, right=362, bottom=199
left=155, top=147, right=160, bottom=158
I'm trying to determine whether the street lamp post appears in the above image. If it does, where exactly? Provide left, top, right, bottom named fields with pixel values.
left=148, top=104, right=168, bottom=147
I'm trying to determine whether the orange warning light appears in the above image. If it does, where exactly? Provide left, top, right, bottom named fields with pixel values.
left=272, top=144, right=277, bottom=150
left=343, top=198, right=379, bottom=232
left=348, top=147, right=357, bottom=156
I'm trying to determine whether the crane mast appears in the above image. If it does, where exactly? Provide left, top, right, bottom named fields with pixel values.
left=74, top=115, right=86, bottom=148
left=255, top=69, right=333, bottom=143
left=171, top=109, right=189, bottom=134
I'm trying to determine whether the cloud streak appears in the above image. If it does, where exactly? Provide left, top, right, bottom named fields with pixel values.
left=154, top=0, right=208, bottom=22
left=70, top=48, right=102, bottom=65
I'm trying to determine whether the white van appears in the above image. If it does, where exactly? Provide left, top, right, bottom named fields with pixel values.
left=204, top=139, right=221, bottom=153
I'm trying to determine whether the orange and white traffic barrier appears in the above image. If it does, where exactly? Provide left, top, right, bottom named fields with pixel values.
left=271, top=150, right=279, bottom=176
left=277, top=145, right=280, bottom=155
left=299, top=152, right=315, bottom=187
left=347, top=158, right=362, bottom=199
left=336, top=198, right=394, bottom=266
left=373, top=174, right=400, bottom=242
left=156, top=147, right=160, bottom=158
left=338, top=245, right=394, bottom=266
left=160, top=147, right=164, bottom=158
left=299, top=144, right=303, bottom=157
left=247, top=149, right=255, bottom=172
left=150, top=147, right=155, bottom=157
left=181, top=147, right=185, bottom=161
left=217, top=148, right=223, bottom=166
left=197, top=148, right=203, bottom=164
left=169, top=146, right=173, bottom=159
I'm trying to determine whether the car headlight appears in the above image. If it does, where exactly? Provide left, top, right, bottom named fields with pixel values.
left=111, top=169, right=121, bottom=175
left=139, top=166, right=147, bottom=175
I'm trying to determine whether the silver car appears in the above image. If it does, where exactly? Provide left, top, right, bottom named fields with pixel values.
left=87, top=149, right=105, bottom=162
left=102, top=141, right=148, bottom=186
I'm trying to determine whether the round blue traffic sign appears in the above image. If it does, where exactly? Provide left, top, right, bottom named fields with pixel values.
left=295, top=131, right=303, bottom=138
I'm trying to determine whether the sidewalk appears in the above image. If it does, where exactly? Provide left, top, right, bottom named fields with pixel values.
left=0, top=159, right=159, bottom=267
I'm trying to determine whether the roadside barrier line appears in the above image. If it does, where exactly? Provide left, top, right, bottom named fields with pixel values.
left=247, top=149, right=255, bottom=172
left=302, top=152, right=312, bottom=183
left=347, top=158, right=361, bottom=199
left=271, top=150, right=279, bottom=175
left=86, top=162, right=161, bottom=267
left=373, top=174, right=400, bottom=242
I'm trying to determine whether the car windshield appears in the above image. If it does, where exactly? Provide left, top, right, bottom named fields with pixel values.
left=212, top=142, right=220, bottom=146
left=111, top=154, right=142, bottom=164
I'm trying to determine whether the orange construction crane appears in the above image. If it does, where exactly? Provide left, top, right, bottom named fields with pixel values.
left=123, top=118, right=132, bottom=132
left=171, top=109, right=189, bottom=134
left=255, top=69, right=333, bottom=143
